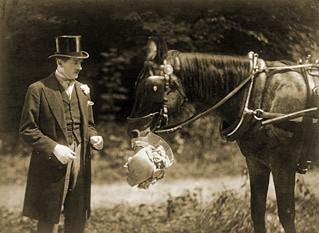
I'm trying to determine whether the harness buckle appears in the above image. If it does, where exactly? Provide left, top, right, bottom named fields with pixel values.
left=253, top=109, right=264, bottom=121
left=243, top=108, right=264, bottom=121
left=248, top=51, right=259, bottom=73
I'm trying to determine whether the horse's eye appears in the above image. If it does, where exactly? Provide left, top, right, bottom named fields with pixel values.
left=153, top=86, right=158, bottom=92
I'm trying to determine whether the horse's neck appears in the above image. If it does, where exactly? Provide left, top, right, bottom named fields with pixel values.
left=177, top=53, right=251, bottom=123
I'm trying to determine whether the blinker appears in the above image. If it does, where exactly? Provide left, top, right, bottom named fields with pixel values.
left=143, top=75, right=165, bottom=103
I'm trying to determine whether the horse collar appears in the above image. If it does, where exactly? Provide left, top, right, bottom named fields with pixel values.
left=220, top=52, right=263, bottom=140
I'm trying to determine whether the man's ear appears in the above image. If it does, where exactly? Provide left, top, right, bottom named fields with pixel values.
left=56, top=58, right=63, bottom=66
left=146, top=37, right=157, bottom=61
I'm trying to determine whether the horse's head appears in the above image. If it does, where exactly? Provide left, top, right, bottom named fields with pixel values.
left=127, top=37, right=186, bottom=140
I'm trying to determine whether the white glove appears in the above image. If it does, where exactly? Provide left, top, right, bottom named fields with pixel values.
left=90, top=136, right=103, bottom=150
left=53, top=144, right=76, bottom=164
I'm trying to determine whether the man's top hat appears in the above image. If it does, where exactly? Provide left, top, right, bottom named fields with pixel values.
left=48, top=35, right=89, bottom=59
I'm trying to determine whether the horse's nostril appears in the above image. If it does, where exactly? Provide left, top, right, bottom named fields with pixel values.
left=130, top=129, right=140, bottom=138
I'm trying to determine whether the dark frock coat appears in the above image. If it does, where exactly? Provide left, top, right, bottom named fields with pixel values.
left=19, top=73, right=97, bottom=223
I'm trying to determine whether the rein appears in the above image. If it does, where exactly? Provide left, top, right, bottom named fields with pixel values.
left=155, top=71, right=255, bottom=133
left=155, top=51, right=260, bottom=134
left=131, top=51, right=319, bottom=135
left=266, top=64, right=319, bottom=70
left=155, top=57, right=319, bottom=134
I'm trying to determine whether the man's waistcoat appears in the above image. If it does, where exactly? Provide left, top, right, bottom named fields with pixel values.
left=61, top=87, right=81, bottom=145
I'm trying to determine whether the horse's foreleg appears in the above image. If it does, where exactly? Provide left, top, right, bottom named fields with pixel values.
left=272, top=162, right=296, bottom=233
left=246, top=157, right=270, bottom=233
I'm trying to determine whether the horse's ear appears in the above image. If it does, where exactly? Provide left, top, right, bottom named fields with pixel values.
left=146, top=38, right=157, bottom=61
left=145, top=36, right=168, bottom=63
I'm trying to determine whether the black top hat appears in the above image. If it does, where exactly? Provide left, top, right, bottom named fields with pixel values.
left=49, top=35, right=89, bottom=59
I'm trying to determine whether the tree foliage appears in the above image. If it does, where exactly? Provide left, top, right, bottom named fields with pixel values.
left=1, top=0, right=318, bottom=130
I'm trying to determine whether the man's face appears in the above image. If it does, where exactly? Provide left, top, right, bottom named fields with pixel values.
left=58, top=58, right=83, bottom=80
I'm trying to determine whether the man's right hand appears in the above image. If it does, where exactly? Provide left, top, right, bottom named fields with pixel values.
left=53, top=144, right=76, bottom=164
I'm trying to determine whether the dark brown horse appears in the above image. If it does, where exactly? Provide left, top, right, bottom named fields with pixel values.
left=127, top=37, right=317, bottom=233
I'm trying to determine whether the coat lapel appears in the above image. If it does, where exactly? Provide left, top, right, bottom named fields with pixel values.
left=43, top=74, right=68, bottom=141
left=75, top=82, right=88, bottom=131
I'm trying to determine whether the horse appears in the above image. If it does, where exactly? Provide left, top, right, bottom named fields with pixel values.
left=127, top=37, right=318, bottom=233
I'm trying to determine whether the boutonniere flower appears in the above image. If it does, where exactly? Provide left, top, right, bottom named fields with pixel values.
left=80, top=84, right=90, bottom=96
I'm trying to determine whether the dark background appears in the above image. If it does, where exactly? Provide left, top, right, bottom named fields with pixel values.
left=0, top=0, right=318, bottom=146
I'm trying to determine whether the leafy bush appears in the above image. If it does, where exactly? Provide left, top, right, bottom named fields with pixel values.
left=96, top=49, right=131, bottom=121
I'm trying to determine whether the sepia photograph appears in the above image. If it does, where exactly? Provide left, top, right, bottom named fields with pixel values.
left=0, top=0, right=318, bottom=232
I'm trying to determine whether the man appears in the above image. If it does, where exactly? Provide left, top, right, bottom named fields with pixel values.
left=19, top=35, right=103, bottom=233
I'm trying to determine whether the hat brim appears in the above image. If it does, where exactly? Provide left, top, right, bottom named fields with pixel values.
left=48, top=51, right=89, bottom=59
left=127, top=176, right=139, bottom=187
left=131, top=132, right=174, bottom=162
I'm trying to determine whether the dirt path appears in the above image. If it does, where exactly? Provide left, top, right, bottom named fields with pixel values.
left=1, top=173, right=318, bottom=211
left=90, top=176, right=250, bottom=209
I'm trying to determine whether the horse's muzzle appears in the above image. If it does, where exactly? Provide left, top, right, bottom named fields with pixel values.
left=127, top=113, right=159, bottom=142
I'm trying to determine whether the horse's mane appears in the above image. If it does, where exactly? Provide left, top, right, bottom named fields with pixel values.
left=173, top=52, right=251, bottom=101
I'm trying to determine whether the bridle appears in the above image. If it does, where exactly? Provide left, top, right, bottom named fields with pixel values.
left=130, top=51, right=316, bottom=135
left=127, top=55, right=187, bottom=131
left=129, top=50, right=261, bottom=136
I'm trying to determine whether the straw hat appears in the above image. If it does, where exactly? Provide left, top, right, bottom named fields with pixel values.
left=126, top=132, right=174, bottom=188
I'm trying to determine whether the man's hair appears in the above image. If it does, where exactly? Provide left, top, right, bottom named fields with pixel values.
left=55, top=56, right=70, bottom=66
left=55, top=57, right=70, bottom=62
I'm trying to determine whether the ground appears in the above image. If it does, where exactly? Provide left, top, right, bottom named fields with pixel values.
left=1, top=160, right=319, bottom=233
